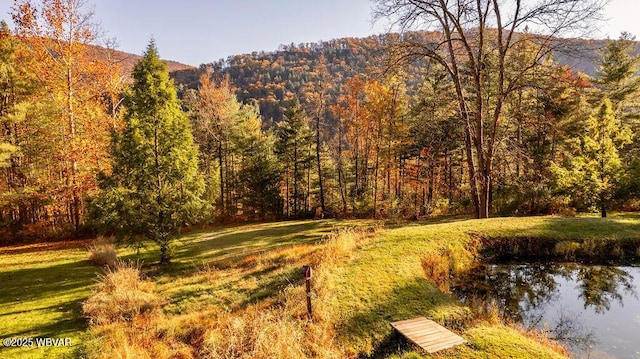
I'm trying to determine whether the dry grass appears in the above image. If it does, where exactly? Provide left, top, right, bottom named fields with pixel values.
left=421, top=237, right=479, bottom=293
left=197, top=227, right=374, bottom=359
left=83, top=261, right=165, bottom=325
left=87, top=238, right=118, bottom=267
left=421, top=252, right=452, bottom=292
left=81, top=226, right=375, bottom=359
left=519, top=325, right=570, bottom=357
left=201, top=306, right=307, bottom=359
left=553, top=241, right=581, bottom=261
left=84, top=318, right=195, bottom=359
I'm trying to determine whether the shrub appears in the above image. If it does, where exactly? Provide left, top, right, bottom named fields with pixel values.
left=321, top=227, right=365, bottom=261
left=87, top=238, right=118, bottom=267
left=83, top=262, right=165, bottom=325
left=421, top=252, right=452, bottom=292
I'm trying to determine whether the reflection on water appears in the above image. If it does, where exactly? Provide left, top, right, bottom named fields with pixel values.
left=452, top=263, right=640, bottom=358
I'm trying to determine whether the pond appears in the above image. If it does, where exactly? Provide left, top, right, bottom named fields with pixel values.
left=452, top=263, right=640, bottom=359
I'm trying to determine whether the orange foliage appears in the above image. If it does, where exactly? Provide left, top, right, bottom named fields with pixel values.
left=10, top=0, right=124, bottom=231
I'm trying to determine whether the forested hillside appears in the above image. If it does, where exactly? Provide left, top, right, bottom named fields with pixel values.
left=170, top=30, right=640, bottom=223
left=2, top=0, right=640, bottom=243
left=171, top=33, right=633, bottom=126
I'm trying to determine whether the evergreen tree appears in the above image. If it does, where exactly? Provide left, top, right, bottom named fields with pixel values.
left=91, top=40, right=204, bottom=264
left=276, top=99, right=314, bottom=218
left=594, top=33, right=640, bottom=207
left=236, top=103, right=282, bottom=219
left=595, top=32, right=640, bottom=111
left=552, top=98, right=632, bottom=217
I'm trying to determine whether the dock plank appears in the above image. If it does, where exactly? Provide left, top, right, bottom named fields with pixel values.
left=390, top=317, right=466, bottom=354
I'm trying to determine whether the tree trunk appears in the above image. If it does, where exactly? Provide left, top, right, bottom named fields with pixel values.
left=293, top=143, right=298, bottom=216
left=315, top=115, right=326, bottom=213
left=427, top=163, right=434, bottom=210
left=337, top=123, right=348, bottom=215
left=159, top=241, right=171, bottom=264
left=448, top=151, right=454, bottom=204
left=306, top=144, right=311, bottom=213
left=218, top=140, right=225, bottom=218
left=285, top=168, right=290, bottom=218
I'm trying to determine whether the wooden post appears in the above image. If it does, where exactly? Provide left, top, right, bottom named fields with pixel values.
left=301, top=265, right=312, bottom=320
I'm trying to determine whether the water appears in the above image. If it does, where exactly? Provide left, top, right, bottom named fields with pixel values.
left=452, top=263, right=640, bottom=358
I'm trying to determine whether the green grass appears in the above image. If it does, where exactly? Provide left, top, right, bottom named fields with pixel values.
left=387, top=325, right=567, bottom=359
left=1, top=214, right=639, bottom=358
left=0, top=243, right=96, bottom=358
left=0, top=219, right=361, bottom=358
left=323, top=213, right=640, bottom=357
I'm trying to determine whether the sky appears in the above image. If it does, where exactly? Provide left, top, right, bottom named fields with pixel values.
left=0, top=0, right=639, bottom=66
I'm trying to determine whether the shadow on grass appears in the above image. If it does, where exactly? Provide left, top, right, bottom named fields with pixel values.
left=3, top=297, right=87, bottom=338
left=0, top=259, right=97, bottom=343
left=334, top=277, right=469, bottom=358
left=0, top=260, right=97, bottom=308
left=384, top=214, right=473, bottom=229
left=241, top=266, right=301, bottom=306
left=178, top=220, right=340, bottom=258
left=0, top=238, right=93, bottom=255
left=137, top=220, right=344, bottom=279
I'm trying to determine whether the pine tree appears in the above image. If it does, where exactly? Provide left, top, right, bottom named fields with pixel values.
left=276, top=99, right=314, bottom=218
left=594, top=33, right=640, bottom=207
left=91, top=41, right=204, bottom=264
left=552, top=98, right=632, bottom=217
left=595, top=32, right=640, bottom=110
left=236, top=103, right=282, bottom=220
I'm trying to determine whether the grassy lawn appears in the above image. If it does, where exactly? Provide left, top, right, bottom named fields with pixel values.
left=0, top=219, right=361, bottom=359
left=0, top=241, right=96, bottom=359
left=323, top=213, right=640, bottom=357
left=1, top=214, right=639, bottom=358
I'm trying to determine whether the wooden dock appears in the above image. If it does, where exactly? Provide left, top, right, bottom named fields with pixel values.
left=390, top=317, right=466, bottom=353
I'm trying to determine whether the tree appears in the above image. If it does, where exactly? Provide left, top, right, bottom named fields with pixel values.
left=92, top=41, right=204, bottom=264
left=185, top=70, right=237, bottom=219
left=373, top=0, right=606, bottom=218
left=552, top=98, right=632, bottom=217
left=235, top=104, right=282, bottom=220
left=12, top=0, right=119, bottom=231
left=592, top=33, right=640, bottom=207
left=0, top=20, right=29, bottom=231
left=409, top=64, right=461, bottom=214
left=340, top=76, right=369, bottom=214
left=362, top=76, right=409, bottom=217
left=302, top=54, right=330, bottom=215
left=276, top=99, right=314, bottom=218
left=594, top=32, right=640, bottom=111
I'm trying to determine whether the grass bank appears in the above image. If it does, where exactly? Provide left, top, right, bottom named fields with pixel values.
left=322, top=213, right=640, bottom=357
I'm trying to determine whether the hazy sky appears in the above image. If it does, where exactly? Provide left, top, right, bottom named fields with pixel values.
left=0, top=0, right=639, bottom=66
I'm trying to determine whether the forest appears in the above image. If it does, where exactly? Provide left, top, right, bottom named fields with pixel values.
left=5, top=1, right=640, bottom=359
left=1, top=0, right=639, bottom=248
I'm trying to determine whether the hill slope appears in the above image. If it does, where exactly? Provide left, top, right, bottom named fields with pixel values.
left=168, top=32, right=638, bottom=126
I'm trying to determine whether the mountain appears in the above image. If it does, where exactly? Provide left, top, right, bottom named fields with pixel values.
left=164, top=32, right=638, bottom=127
left=91, top=45, right=194, bottom=78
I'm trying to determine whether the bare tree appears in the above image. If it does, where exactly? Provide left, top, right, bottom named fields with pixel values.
left=373, top=0, right=607, bottom=218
